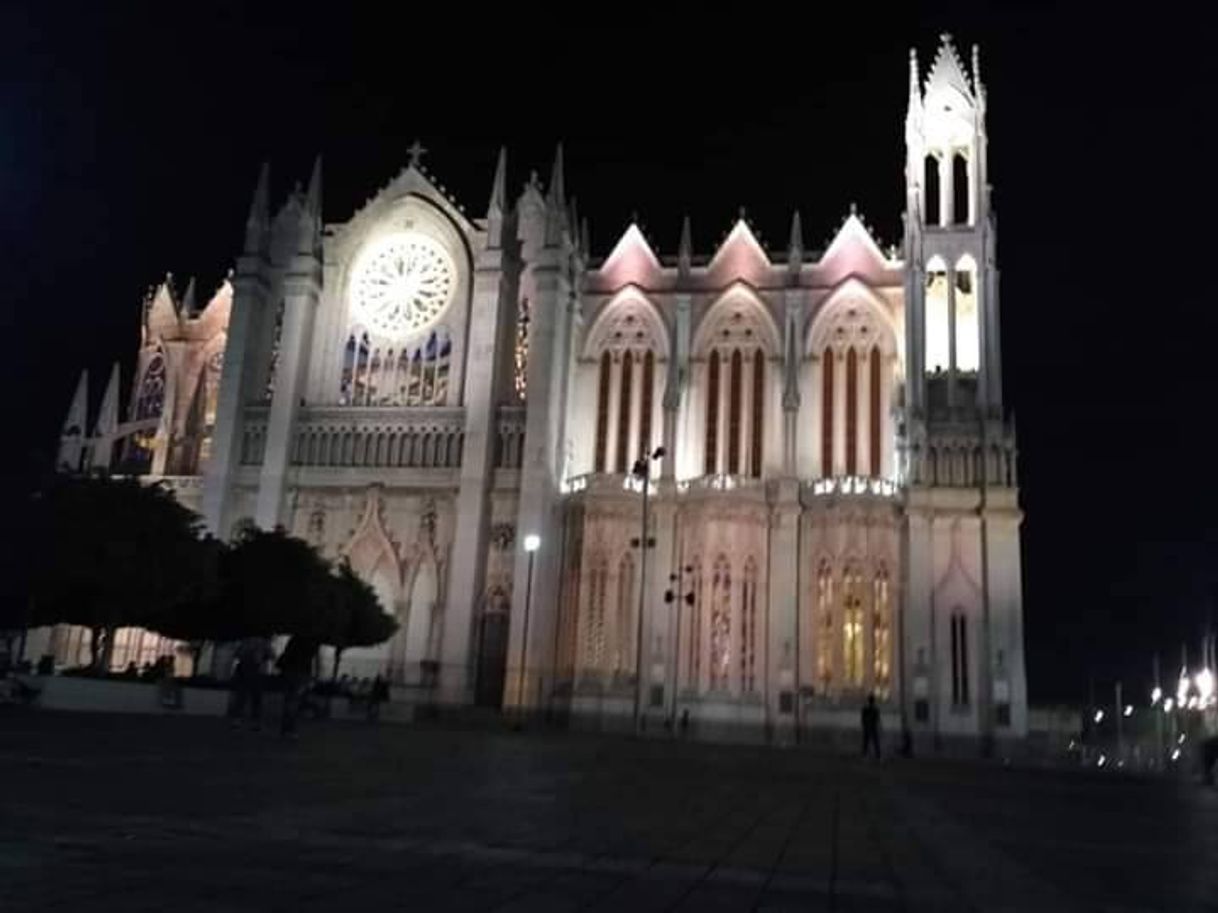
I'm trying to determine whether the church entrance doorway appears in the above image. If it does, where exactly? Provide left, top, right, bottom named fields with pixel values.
left=475, top=604, right=509, bottom=709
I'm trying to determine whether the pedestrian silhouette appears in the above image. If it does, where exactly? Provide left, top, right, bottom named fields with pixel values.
left=861, top=694, right=881, bottom=759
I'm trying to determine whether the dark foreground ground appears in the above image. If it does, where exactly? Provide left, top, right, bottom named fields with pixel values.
left=0, top=712, right=1215, bottom=912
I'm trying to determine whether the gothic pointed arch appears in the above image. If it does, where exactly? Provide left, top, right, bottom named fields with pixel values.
left=693, top=283, right=781, bottom=356
left=582, top=288, right=670, bottom=360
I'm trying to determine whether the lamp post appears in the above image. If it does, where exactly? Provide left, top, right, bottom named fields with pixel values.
left=518, top=533, right=541, bottom=715
left=631, top=447, right=665, bottom=732
left=664, top=564, right=695, bottom=732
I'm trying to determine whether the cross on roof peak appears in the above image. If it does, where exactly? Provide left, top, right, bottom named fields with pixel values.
left=408, top=140, right=428, bottom=167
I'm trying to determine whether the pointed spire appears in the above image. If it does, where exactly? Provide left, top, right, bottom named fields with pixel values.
left=544, top=143, right=566, bottom=246
left=180, top=276, right=197, bottom=316
left=908, top=47, right=921, bottom=105
left=677, top=215, right=693, bottom=277
left=94, top=362, right=121, bottom=438
left=485, top=147, right=507, bottom=249
left=62, top=369, right=88, bottom=435
left=787, top=211, right=804, bottom=276
left=244, top=162, right=270, bottom=253
left=487, top=146, right=507, bottom=215
left=546, top=142, right=566, bottom=209
left=305, top=156, right=322, bottom=216
left=580, top=218, right=590, bottom=258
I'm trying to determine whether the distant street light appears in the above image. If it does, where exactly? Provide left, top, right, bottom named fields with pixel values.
left=517, top=534, right=541, bottom=713
left=1151, top=686, right=1162, bottom=706
left=1093, top=709, right=1104, bottom=724
left=1123, top=704, right=1133, bottom=718
left=1195, top=668, right=1215, bottom=704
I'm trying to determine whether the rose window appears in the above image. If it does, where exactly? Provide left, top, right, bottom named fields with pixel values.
left=351, top=233, right=455, bottom=340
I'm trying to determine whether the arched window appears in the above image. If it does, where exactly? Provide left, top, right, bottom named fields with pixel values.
left=816, top=561, right=833, bottom=688
left=954, top=257, right=979, bottom=373
left=709, top=556, right=732, bottom=691
left=594, top=351, right=611, bottom=472
left=842, top=568, right=864, bottom=688
left=925, top=258, right=950, bottom=375
left=950, top=611, right=970, bottom=706
left=616, top=351, right=633, bottom=472
left=741, top=559, right=758, bottom=693
left=367, top=348, right=382, bottom=404
left=265, top=300, right=285, bottom=398
left=614, top=554, right=635, bottom=676
left=872, top=569, right=891, bottom=696
left=845, top=348, right=858, bottom=475
left=135, top=352, right=166, bottom=420
left=952, top=151, right=970, bottom=226
left=869, top=344, right=882, bottom=477
left=751, top=350, right=764, bottom=477
left=640, top=351, right=654, bottom=461
left=821, top=351, right=834, bottom=477
left=704, top=351, right=720, bottom=475
left=727, top=349, right=742, bottom=474
left=923, top=153, right=941, bottom=227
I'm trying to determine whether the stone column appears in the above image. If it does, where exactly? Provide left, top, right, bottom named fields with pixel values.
left=767, top=480, right=801, bottom=744
left=255, top=268, right=319, bottom=530
left=440, top=255, right=508, bottom=706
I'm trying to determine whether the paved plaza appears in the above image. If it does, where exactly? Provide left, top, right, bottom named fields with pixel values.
left=1, top=711, right=1215, bottom=911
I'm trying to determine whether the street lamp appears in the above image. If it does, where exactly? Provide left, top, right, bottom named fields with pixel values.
left=518, top=534, right=541, bottom=714
left=631, top=446, right=665, bottom=732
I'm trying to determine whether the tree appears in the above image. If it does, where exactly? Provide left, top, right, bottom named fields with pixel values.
left=143, top=533, right=224, bottom=672
left=322, top=560, right=398, bottom=679
left=29, top=473, right=212, bottom=670
left=217, top=525, right=333, bottom=641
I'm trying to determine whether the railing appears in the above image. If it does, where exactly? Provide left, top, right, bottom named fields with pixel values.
left=676, top=474, right=765, bottom=494
left=287, top=406, right=465, bottom=469
left=805, top=476, right=900, bottom=498
left=239, top=411, right=268, bottom=466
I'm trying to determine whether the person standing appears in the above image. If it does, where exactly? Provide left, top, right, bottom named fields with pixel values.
left=861, top=693, right=881, bottom=760
left=228, top=637, right=272, bottom=728
left=277, top=635, right=318, bottom=738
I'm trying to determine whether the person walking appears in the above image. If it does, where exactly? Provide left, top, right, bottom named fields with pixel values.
left=277, top=635, right=318, bottom=738
left=367, top=674, right=389, bottom=722
left=861, top=693, right=881, bottom=760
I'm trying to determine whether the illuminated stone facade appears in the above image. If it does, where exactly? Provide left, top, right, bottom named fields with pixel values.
left=47, top=36, right=1025, bottom=744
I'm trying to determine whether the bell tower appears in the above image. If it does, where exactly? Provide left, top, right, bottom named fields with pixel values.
left=901, top=35, right=1027, bottom=748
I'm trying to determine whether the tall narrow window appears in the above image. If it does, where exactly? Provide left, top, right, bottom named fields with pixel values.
left=688, top=559, right=702, bottom=688
left=615, top=554, right=635, bottom=676
left=432, top=332, right=452, bottom=404
left=135, top=353, right=166, bottom=420
left=954, top=260, right=980, bottom=373
left=821, top=350, right=834, bottom=476
left=340, top=335, right=357, bottom=404
left=514, top=297, right=530, bottom=401
left=594, top=352, right=611, bottom=472
left=639, top=351, right=654, bottom=461
left=872, top=569, right=891, bottom=696
left=407, top=350, right=422, bottom=404
left=925, top=264, right=950, bottom=375
left=842, top=569, right=864, bottom=688
left=421, top=332, right=437, bottom=403
left=265, top=300, right=285, bottom=398
left=751, top=349, right=764, bottom=477
left=727, top=349, right=742, bottom=474
left=951, top=612, right=970, bottom=706
left=816, top=562, right=833, bottom=688
left=869, top=344, right=882, bottom=477
left=705, top=351, right=720, bottom=475
left=741, top=559, right=758, bottom=693
left=616, top=352, right=633, bottom=473
left=923, top=153, right=941, bottom=226
left=586, top=559, right=608, bottom=671
left=367, top=349, right=382, bottom=404
left=354, top=333, right=371, bottom=405
left=845, top=348, right=858, bottom=475
left=709, top=556, right=732, bottom=691
left=952, top=151, right=970, bottom=226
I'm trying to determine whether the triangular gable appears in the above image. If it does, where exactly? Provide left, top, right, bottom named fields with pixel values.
left=924, top=34, right=975, bottom=105
left=145, top=279, right=181, bottom=341
left=707, top=219, right=770, bottom=286
left=599, top=224, right=663, bottom=289
left=816, top=214, right=892, bottom=286
left=340, top=162, right=478, bottom=244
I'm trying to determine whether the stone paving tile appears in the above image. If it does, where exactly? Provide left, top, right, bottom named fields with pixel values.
left=3, top=712, right=1218, bottom=911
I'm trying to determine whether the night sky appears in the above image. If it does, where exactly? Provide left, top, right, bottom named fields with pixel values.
left=4, top=3, right=1215, bottom=703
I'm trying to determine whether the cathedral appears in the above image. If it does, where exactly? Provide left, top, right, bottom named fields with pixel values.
left=45, top=35, right=1027, bottom=746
